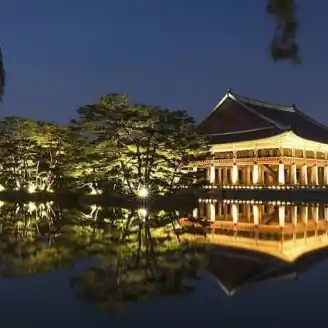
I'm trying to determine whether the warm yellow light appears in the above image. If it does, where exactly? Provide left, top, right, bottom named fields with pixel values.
left=291, top=206, right=297, bottom=226
left=137, top=187, right=149, bottom=198
left=324, top=207, right=328, bottom=221
left=312, top=206, right=319, bottom=222
left=27, top=202, right=37, bottom=212
left=232, top=204, right=238, bottom=224
left=253, top=205, right=259, bottom=225
left=231, top=164, right=238, bottom=185
left=278, top=163, right=285, bottom=185
left=279, top=206, right=285, bottom=227
left=209, top=203, right=216, bottom=221
left=324, top=166, right=328, bottom=185
left=138, top=208, right=147, bottom=218
left=28, top=185, right=36, bottom=194
left=312, top=165, right=319, bottom=185
left=209, top=166, right=215, bottom=184
left=0, top=185, right=5, bottom=192
left=252, top=163, right=259, bottom=185
left=301, top=206, right=308, bottom=224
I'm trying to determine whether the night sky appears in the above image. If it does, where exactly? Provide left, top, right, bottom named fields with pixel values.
left=1, top=0, right=327, bottom=124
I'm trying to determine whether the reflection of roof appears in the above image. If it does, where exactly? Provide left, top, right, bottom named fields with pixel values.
left=200, top=90, right=328, bottom=144
left=200, top=246, right=328, bottom=297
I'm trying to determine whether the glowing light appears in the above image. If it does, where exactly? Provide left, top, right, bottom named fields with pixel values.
left=252, top=163, right=259, bottom=184
left=137, top=187, right=149, bottom=198
left=301, top=165, right=308, bottom=185
left=231, top=164, right=238, bottom=185
left=312, top=206, right=319, bottom=222
left=312, top=165, right=319, bottom=185
left=291, top=163, right=297, bottom=185
left=28, top=185, right=36, bottom=194
left=253, top=205, right=259, bottom=225
left=0, top=185, right=5, bottom=192
left=27, top=202, right=37, bottom=212
left=324, top=166, right=328, bottom=185
left=278, top=163, right=285, bottom=185
left=278, top=206, right=285, bottom=227
left=232, top=204, right=239, bottom=224
left=138, top=208, right=147, bottom=218
left=209, top=203, right=216, bottom=221
left=324, top=207, right=328, bottom=221
left=209, top=166, right=215, bottom=184
left=301, top=206, right=308, bottom=224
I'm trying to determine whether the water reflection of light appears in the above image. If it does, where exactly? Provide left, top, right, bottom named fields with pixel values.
left=28, top=202, right=37, bottom=212
left=279, top=205, right=285, bottom=227
left=183, top=200, right=328, bottom=262
left=28, top=185, right=36, bottom=194
left=253, top=205, right=259, bottom=226
left=232, top=204, right=238, bottom=224
left=138, top=208, right=147, bottom=218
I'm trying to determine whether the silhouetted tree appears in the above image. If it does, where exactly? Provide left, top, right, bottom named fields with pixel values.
left=267, top=0, right=300, bottom=63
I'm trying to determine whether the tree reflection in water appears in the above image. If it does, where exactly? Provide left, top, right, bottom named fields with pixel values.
left=0, top=202, right=208, bottom=312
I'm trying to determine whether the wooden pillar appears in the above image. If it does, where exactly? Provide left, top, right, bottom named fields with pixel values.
left=291, top=163, right=297, bottom=185
left=231, top=164, right=238, bottom=185
left=278, top=162, right=285, bottom=185
left=209, top=166, right=216, bottom=184
left=209, top=203, right=216, bottom=221
left=252, top=163, right=259, bottom=185
left=324, top=166, right=328, bottom=185
left=223, top=168, right=228, bottom=185
left=245, top=167, right=251, bottom=185
left=260, top=166, right=265, bottom=185
left=301, top=165, right=308, bottom=185
left=311, top=165, right=318, bottom=185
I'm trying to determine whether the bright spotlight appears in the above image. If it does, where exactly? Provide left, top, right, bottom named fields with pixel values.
left=137, top=187, right=149, bottom=198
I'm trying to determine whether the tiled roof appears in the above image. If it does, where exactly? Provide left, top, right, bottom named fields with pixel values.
left=204, top=90, right=328, bottom=144
left=232, top=92, right=328, bottom=143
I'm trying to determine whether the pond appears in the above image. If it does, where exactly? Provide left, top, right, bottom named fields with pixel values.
left=0, top=200, right=327, bottom=327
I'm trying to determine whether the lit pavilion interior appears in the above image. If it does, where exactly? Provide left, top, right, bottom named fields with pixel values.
left=190, top=90, right=328, bottom=188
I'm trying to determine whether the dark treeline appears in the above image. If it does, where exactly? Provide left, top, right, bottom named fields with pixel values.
left=0, top=93, right=208, bottom=196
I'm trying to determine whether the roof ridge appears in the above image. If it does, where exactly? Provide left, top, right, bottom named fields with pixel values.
left=229, top=93, right=291, bottom=130
left=293, top=106, right=328, bottom=132
left=230, top=91, right=295, bottom=112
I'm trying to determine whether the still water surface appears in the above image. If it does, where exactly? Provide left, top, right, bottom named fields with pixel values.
left=0, top=200, right=327, bottom=327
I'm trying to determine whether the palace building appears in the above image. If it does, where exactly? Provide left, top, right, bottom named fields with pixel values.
left=192, top=89, right=328, bottom=188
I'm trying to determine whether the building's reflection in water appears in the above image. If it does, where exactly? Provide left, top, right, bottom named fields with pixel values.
left=181, top=200, right=328, bottom=296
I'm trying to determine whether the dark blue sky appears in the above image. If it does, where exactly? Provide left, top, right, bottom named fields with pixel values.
left=1, top=0, right=327, bottom=124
